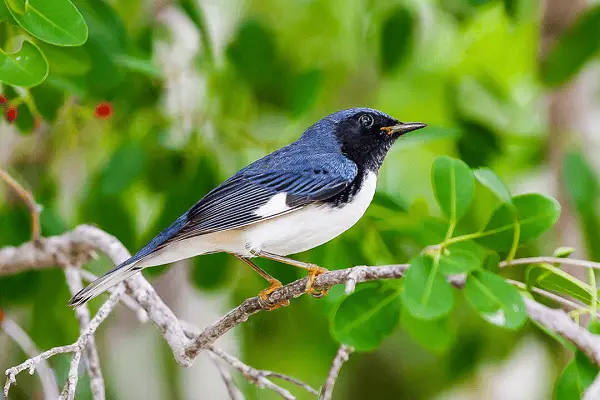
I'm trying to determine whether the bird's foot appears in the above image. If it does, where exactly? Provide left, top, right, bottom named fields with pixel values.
left=258, top=279, right=289, bottom=311
left=306, top=265, right=329, bottom=298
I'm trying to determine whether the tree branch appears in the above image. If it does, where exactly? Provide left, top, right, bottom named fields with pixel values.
left=0, top=168, right=41, bottom=241
left=1, top=316, right=59, bottom=399
left=63, top=264, right=105, bottom=400
left=4, top=226, right=600, bottom=399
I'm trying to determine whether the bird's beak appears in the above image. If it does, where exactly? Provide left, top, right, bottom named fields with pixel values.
left=381, top=122, right=427, bottom=136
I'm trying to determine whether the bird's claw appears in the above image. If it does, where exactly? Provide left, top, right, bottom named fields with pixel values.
left=258, top=279, right=289, bottom=311
left=306, top=265, right=328, bottom=298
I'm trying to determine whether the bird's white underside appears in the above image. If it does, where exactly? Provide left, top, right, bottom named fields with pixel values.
left=138, top=172, right=377, bottom=268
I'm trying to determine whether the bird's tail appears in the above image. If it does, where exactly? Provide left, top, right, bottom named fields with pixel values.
left=68, top=261, right=141, bottom=308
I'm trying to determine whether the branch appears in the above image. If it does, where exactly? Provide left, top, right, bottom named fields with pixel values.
left=0, top=168, right=41, bottom=241
left=584, top=373, right=600, bottom=400
left=320, top=271, right=361, bottom=399
left=4, top=226, right=600, bottom=399
left=4, top=289, right=122, bottom=398
left=1, top=315, right=59, bottom=398
left=184, top=264, right=408, bottom=359
left=208, top=352, right=245, bottom=400
left=63, top=264, right=105, bottom=400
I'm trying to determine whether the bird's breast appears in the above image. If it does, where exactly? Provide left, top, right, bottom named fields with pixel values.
left=241, top=171, right=377, bottom=256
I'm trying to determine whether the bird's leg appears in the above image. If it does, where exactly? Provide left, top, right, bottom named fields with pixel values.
left=251, top=251, right=329, bottom=298
left=234, top=255, right=289, bottom=310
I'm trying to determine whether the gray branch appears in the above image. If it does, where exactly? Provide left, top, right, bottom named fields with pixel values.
left=4, top=226, right=600, bottom=399
left=63, top=264, right=105, bottom=400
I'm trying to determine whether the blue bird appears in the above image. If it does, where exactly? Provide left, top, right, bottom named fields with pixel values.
left=69, top=108, right=426, bottom=308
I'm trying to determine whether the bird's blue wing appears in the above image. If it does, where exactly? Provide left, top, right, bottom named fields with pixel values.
left=167, top=153, right=358, bottom=242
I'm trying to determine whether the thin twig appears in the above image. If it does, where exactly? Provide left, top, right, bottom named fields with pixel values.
left=0, top=168, right=41, bottom=241
left=1, top=317, right=59, bottom=398
left=320, top=345, right=353, bottom=400
left=4, top=289, right=122, bottom=397
left=508, top=279, right=591, bottom=313
left=208, top=352, right=245, bottom=400
left=500, top=257, right=600, bottom=271
left=63, top=265, right=105, bottom=400
left=209, top=347, right=296, bottom=400
left=320, top=270, right=360, bottom=399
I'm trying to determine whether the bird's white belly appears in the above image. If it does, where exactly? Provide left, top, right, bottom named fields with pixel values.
left=240, top=172, right=377, bottom=256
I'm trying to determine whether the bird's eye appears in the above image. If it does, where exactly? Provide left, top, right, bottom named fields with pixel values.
left=358, top=114, right=374, bottom=128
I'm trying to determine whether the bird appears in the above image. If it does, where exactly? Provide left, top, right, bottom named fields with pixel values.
left=69, top=108, right=426, bottom=308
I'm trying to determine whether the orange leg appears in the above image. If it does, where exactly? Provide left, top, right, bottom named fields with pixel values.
left=251, top=251, right=329, bottom=297
left=234, top=255, right=289, bottom=310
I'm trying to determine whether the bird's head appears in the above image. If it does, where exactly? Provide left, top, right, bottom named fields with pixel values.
left=326, top=108, right=426, bottom=172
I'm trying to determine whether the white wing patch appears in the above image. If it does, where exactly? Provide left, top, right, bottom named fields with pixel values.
left=254, top=192, right=291, bottom=217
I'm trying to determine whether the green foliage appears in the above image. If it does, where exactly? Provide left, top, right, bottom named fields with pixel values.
left=464, top=270, right=527, bottom=330
left=0, top=41, right=48, bottom=87
left=331, top=286, right=401, bottom=351
left=5, top=0, right=88, bottom=46
left=474, top=167, right=512, bottom=204
left=400, top=308, right=455, bottom=354
left=541, top=5, right=600, bottom=87
left=527, top=263, right=594, bottom=304
left=431, top=156, right=475, bottom=222
left=401, top=255, right=454, bottom=320
left=438, top=249, right=481, bottom=275
left=476, top=194, right=561, bottom=251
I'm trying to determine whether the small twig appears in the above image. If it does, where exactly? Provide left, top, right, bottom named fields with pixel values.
left=0, top=168, right=42, bottom=241
left=508, top=279, right=592, bottom=314
left=4, top=289, right=122, bottom=397
left=209, top=347, right=297, bottom=400
left=63, top=265, right=105, bottom=400
left=320, top=269, right=360, bottom=399
left=1, top=316, right=59, bottom=398
left=320, top=345, right=353, bottom=400
left=208, top=352, right=245, bottom=400
left=500, top=257, right=600, bottom=271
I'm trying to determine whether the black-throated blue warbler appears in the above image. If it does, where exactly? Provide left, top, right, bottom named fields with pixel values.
left=69, top=108, right=426, bottom=307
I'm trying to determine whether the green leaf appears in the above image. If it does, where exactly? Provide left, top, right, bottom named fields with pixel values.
left=5, top=0, right=88, bottom=46
left=400, top=308, right=454, bottom=354
left=0, top=0, right=13, bottom=21
left=563, top=151, right=598, bottom=212
left=379, top=5, right=414, bottom=73
left=401, top=255, right=454, bottom=320
left=474, top=168, right=512, bottom=204
left=0, top=40, right=48, bottom=87
left=432, top=156, right=475, bottom=222
left=542, top=5, right=600, bottom=87
left=100, top=142, right=146, bottom=196
left=37, top=43, right=91, bottom=76
left=554, top=247, right=576, bottom=259
left=439, top=249, right=481, bottom=275
left=555, top=352, right=599, bottom=399
left=15, top=102, right=35, bottom=134
left=30, top=80, right=65, bottom=121
left=464, top=270, right=527, bottom=330
left=476, top=193, right=561, bottom=251
left=526, top=263, right=593, bottom=304
left=114, top=55, right=162, bottom=78
left=482, top=251, right=500, bottom=273
left=331, top=286, right=401, bottom=351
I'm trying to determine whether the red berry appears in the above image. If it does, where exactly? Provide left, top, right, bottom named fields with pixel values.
left=0, top=309, right=4, bottom=323
left=0, top=95, right=6, bottom=105
left=6, top=106, right=17, bottom=123
left=95, top=102, right=113, bottom=119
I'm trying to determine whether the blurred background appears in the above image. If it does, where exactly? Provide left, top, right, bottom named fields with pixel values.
left=2, top=0, right=600, bottom=398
